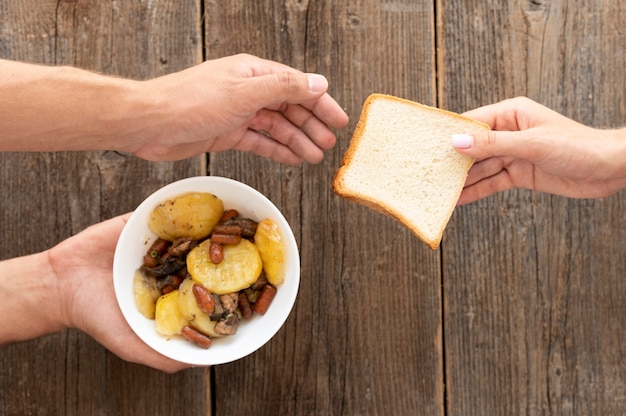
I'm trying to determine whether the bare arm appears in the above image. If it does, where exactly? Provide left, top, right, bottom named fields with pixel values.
left=0, top=251, right=64, bottom=343
left=0, top=59, right=146, bottom=152
left=0, top=215, right=190, bottom=373
left=0, top=53, right=351, bottom=372
left=0, top=54, right=349, bottom=163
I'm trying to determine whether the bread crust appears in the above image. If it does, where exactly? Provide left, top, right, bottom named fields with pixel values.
left=333, top=93, right=490, bottom=249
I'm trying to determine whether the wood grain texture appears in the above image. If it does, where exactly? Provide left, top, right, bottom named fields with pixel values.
left=204, top=1, right=443, bottom=415
left=2, top=0, right=625, bottom=415
left=439, top=0, right=626, bottom=415
left=0, top=1, right=205, bottom=415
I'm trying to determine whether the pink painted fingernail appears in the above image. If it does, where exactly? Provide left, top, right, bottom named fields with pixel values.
left=452, top=134, right=474, bottom=149
left=307, top=74, right=328, bottom=93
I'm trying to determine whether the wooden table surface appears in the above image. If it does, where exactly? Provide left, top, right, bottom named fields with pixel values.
left=1, top=1, right=625, bottom=415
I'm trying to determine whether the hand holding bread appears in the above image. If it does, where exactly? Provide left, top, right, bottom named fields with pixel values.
left=333, top=94, right=489, bottom=249
left=453, top=96, right=626, bottom=204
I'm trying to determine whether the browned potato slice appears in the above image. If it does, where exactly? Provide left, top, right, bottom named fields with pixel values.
left=133, top=269, right=161, bottom=319
left=154, top=290, right=188, bottom=337
left=148, top=192, right=224, bottom=241
left=187, top=239, right=262, bottom=294
left=177, top=278, right=222, bottom=338
left=254, top=219, right=286, bottom=286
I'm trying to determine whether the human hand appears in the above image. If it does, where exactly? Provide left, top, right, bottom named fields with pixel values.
left=49, top=214, right=192, bottom=373
left=129, top=53, right=349, bottom=164
left=452, top=96, right=626, bottom=205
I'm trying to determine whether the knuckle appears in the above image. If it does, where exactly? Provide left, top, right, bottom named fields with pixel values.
left=274, top=71, right=300, bottom=93
left=485, top=130, right=498, bottom=146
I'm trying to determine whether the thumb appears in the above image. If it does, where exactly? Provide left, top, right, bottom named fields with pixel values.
left=240, top=72, right=328, bottom=109
left=452, top=129, right=540, bottom=161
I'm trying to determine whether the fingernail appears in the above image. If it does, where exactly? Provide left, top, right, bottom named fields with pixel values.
left=452, top=133, right=474, bottom=149
left=307, top=74, right=328, bottom=93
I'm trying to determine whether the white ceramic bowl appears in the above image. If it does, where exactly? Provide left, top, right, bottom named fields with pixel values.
left=113, top=176, right=300, bottom=365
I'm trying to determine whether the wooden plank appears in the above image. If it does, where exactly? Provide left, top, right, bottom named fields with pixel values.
left=0, top=1, right=207, bottom=415
left=204, top=1, right=443, bottom=415
left=3, top=0, right=623, bottom=414
left=439, top=0, right=626, bottom=414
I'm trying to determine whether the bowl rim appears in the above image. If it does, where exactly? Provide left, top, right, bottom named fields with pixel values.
left=113, top=175, right=300, bottom=365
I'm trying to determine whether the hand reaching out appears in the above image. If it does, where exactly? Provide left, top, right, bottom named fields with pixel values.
left=131, top=54, right=349, bottom=163
left=0, top=54, right=349, bottom=165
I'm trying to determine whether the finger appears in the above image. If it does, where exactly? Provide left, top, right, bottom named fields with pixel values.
left=305, top=93, right=349, bottom=130
left=462, top=96, right=543, bottom=131
left=238, top=71, right=328, bottom=111
left=462, top=99, right=523, bottom=131
left=265, top=93, right=348, bottom=132
left=464, top=157, right=509, bottom=188
left=111, top=329, right=195, bottom=373
left=237, top=64, right=349, bottom=130
left=242, top=54, right=304, bottom=78
left=235, top=128, right=305, bottom=165
left=278, top=102, right=337, bottom=150
left=452, top=129, right=546, bottom=163
left=129, top=346, right=195, bottom=374
left=249, top=109, right=326, bottom=163
left=457, top=170, right=516, bottom=206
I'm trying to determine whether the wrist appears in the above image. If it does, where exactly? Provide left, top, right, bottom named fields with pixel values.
left=611, top=127, right=626, bottom=191
left=51, top=66, right=153, bottom=153
left=0, top=251, right=66, bottom=345
left=113, top=78, right=170, bottom=157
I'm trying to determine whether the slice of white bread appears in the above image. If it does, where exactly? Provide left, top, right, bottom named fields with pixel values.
left=333, top=93, right=490, bottom=249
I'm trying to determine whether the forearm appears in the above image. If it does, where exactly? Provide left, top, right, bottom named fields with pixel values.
left=607, top=126, right=626, bottom=192
left=0, top=251, right=66, bottom=345
left=0, top=59, right=152, bottom=153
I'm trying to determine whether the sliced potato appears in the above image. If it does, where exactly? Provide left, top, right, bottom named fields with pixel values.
left=154, top=290, right=188, bottom=337
left=254, top=219, right=287, bottom=286
left=148, top=192, right=224, bottom=241
left=133, top=269, right=161, bottom=319
left=187, top=239, right=262, bottom=294
left=177, top=278, right=222, bottom=338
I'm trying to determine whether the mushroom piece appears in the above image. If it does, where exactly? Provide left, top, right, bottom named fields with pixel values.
left=214, top=314, right=240, bottom=336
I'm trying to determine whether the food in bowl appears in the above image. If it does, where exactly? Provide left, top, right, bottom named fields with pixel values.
left=134, top=191, right=286, bottom=349
left=113, top=176, right=300, bottom=365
